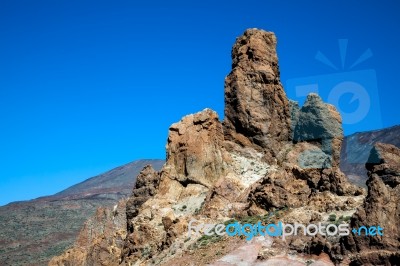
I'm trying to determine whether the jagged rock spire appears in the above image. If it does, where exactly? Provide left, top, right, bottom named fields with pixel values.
left=223, top=28, right=291, bottom=161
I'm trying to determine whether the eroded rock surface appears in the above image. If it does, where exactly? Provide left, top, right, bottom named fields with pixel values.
left=163, top=108, right=226, bottom=189
left=122, top=108, right=225, bottom=263
left=293, top=93, right=343, bottom=168
left=126, top=165, right=161, bottom=232
left=223, top=28, right=291, bottom=161
left=49, top=200, right=127, bottom=266
left=338, top=143, right=400, bottom=265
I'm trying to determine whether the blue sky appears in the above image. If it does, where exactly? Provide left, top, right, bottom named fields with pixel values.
left=1, top=0, right=399, bottom=205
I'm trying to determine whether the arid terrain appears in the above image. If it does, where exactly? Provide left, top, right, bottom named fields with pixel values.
left=0, top=159, right=163, bottom=266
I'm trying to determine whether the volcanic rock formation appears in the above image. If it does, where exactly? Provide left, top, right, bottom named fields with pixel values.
left=49, top=199, right=128, bottom=266
left=122, top=109, right=226, bottom=262
left=337, top=143, right=400, bottom=265
left=50, top=28, right=398, bottom=266
left=224, top=29, right=291, bottom=162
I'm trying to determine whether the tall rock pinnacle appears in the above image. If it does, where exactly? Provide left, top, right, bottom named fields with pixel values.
left=224, top=28, right=291, bottom=160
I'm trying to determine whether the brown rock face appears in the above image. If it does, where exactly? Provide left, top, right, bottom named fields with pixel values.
left=248, top=168, right=311, bottom=211
left=123, top=165, right=163, bottom=261
left=224, top=28, right=291, bottom=160
left=248, top=93, right=361, bottom=212
left=163, top=108, right=225, bottom=189
left=339, top=143, right=400, bottom=265
left=366, top=142, right=400, bottom=187
left=121, top=108, right=225, bottom=263
left=126, top=165, right=160, bottom=232
left=49, top=200, right=127, bottom=266
left=248, top=166, right=361, bottom=214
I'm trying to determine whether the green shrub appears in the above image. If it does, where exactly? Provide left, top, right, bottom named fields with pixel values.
left=329, top=213, right=337, bottom=222
left=343, top=216, right=351, bottom=222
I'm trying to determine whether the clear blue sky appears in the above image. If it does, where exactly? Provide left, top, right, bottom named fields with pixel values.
left=1, top=0, right=399, bottom=205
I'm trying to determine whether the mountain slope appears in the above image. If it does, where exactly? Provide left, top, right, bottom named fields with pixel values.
left=0, top=159, right=164, bottom=266
left=340, top=125, right=400, bottom=187
left=54, top=159, right=165, bottom=199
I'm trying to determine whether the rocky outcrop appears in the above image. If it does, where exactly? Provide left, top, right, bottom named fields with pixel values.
left=122, top=165, right=164, bottom=262
left=121, top=108, right=225, bottom=263
left=247, top=92, right=361, bottom=214
left=289, top=99, right=300, bottom=139
left=49, top=200, right=128, bottom=266
left=223, top=30, right=358, bottom=216
left=126, top=165, right=160, bottom=232
left=162, top=108, right=226, bottom=189
left=248, top=164, right=362, bottom=215
left=338, top=143, right=400, bottom=265
left=50, top=28, right=373, bottom=266
left=293, top=93, right=343, bottom=168
left=223, top=28, right=292, bottom=161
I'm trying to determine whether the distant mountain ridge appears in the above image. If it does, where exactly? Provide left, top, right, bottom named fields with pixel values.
left=55, top=159, right=165, bottom=199
left=0, top=159, right=164, bottom=266
left=340, top=125, right=400, bottom=187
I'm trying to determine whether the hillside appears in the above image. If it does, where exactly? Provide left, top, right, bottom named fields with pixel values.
left=0, top=159, right=164, bottom=266
left=340, top=125, right=400, bottom=187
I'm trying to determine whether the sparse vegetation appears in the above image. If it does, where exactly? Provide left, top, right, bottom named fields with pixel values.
left=190, top=228, right=224, bottom=249
left=343, top=215, right=351, bottom=222
left=223, top=207, right=289, bottom=230
left=333, top=215, right=352, bottom=226
left=141, top=247, right=151, bottom=258
left=0, top=198, right=114, bottom=265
